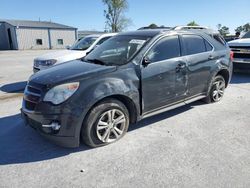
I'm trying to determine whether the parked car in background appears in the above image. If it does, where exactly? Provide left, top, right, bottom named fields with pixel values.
left=33, top=33, right=117, bottom=73
left=22, top=29, right=233, bottom=148
left=228, top=31, right=250, bottom=71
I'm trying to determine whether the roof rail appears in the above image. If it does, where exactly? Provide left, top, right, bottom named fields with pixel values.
left=173, top=26, right=209, bottom=30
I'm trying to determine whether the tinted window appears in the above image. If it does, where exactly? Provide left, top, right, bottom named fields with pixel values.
left=204, top=40, right=213, bottom=51
left=147, top=35, right=180, bottom=62
left=213, top=34, right=226, bottom=45
left=183, top=35, right=206, bottom=55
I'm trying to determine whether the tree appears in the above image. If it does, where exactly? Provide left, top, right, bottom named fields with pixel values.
left=216, top=24, right=222, bottom=31
left=218, top=25, right=230, bottom=36
left=235, top=23, right=250, bottom=33
left=187, top=21, right=199, bottom=26
left=235, top=25, right=244, bottom=33
left=148, top=23, right=158, bottom=29
left=243, top=23, right=250, bottom=32
left=102, top=0, right=131, bottom=32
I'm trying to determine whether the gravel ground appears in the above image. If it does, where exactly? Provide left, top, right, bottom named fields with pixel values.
left=0, top=50, right=250, bottom=188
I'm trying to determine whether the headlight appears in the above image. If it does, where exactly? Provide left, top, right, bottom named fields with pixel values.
left=43, top=82, right=79, bottom=105
left=34, top=59, right=57, bottom=67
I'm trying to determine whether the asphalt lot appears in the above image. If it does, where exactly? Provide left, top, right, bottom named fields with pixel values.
left=0, top=50, right=250, bottom=188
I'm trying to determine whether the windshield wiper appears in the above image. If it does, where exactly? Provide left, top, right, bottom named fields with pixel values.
left=85, top=58, right=106, bottom=65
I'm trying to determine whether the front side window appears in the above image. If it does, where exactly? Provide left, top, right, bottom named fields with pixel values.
left=146, top=35, right=181, bottom=63
left=36, top=39, right=43, bottom=45
left=95, top=37, right=112, bottom=46
left=85, top=35, right=151, bottom=66
left=71, top=36, right=98, bottom=50
left=204, top=40, right=213, bottom=51
left=183, top=35, right=206, bottom=55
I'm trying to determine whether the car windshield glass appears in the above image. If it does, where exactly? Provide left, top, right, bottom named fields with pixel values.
left=84, top=35, right=151, bottom=66
left=242, top=31, right=250, bottom=39
left=71, top=36, right=98, bottom=50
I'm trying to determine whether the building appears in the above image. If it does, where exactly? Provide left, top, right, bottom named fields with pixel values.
left=0, top=19, right=77, bottom=50
left=78, top=30, right=105, bottom=39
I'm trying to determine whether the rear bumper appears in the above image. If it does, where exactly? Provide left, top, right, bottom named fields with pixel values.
left=21, top=108, right=81, bottom=148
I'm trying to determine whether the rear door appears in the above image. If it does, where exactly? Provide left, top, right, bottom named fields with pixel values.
left=141, top=35, right=188, bottom=113
left=181, top=34, right=215, bottom=97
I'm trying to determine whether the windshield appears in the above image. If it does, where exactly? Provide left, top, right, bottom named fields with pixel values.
left=242, top=31, right=250, bottom=39
left=71, top=36, right=98, bottom=50
left=84, top=35, right=151, bottom=66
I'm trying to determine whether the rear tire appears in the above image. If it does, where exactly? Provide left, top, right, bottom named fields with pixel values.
left=203, top=75, right=226, bottom=104
left=81, top=99, right=129, bottom=148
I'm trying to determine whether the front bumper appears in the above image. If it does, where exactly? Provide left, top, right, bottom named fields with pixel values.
left=233, top=60, right=250, bottom=72
left=21, top=107, right=82, bottom=148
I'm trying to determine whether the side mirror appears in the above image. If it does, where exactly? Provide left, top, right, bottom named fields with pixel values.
left=142, top=57, right=151, bottom=66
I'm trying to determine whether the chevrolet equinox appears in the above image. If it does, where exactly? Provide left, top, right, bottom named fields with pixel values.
left=21, top=29, right=233, bottom=148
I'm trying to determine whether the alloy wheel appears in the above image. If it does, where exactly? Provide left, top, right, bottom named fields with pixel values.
left=96, top=109, right=126, bottom=143
left=212, top=80, right=225, bottom=102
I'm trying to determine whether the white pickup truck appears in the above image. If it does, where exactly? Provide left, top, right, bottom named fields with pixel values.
left=228, top=31, right=250, bottom=70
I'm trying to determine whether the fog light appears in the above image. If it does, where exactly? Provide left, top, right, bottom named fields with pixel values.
left=42, top=122, right=61, bottom=131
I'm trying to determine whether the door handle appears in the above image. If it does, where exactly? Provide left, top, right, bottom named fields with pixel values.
left=176, top=62, right=186, bottom=72
left=208, top=55, right=214, bottom=60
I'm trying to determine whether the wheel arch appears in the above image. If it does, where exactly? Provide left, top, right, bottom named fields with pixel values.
left=89, top=94, right=139, bottom=124
left=216, top=69, right=230, bottom=87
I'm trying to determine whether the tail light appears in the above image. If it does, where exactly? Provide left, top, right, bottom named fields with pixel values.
left=230, top=51, right=234, bottom=61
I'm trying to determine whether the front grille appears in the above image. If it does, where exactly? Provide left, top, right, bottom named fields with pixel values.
left=234, top=53, right=250, bottom=59
left=230, top=46, right=250, bottom=49
left=27, top=86, right=41, bottom=94
left=25, top=101, right=37, bottom=111
left=23, top=84, right=42, bottom=111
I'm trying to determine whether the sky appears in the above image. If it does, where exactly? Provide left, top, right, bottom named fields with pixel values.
left=0, top=0, right=249, bottom=34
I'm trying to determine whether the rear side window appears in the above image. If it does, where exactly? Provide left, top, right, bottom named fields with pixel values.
left=147, top=35, right=181, bottom=62
left=183, top=35, right=206, bottom=55
left=213, top=34, right=227, bottom=46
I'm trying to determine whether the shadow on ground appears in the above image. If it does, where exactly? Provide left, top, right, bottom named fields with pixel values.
left=231, top=72, right=250, bottom=84
left=0, top=101, right=202, bottom=165
left=0, top=81, right=27, bottom=93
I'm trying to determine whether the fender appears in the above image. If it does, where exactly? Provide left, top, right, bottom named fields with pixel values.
left=73, top=68, right=141, bottom=140
left=206, top=58, right=230, bottom=96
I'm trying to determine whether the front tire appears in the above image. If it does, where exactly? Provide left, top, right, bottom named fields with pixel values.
left=81, top=99, right=129, bottom=147
left=204, top=75, right=226, bottom=103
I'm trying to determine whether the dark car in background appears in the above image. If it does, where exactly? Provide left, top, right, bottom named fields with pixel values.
left=21, top=29, right=233, bottom=148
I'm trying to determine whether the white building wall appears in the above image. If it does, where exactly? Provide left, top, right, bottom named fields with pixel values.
left=16, top=28, right=49, bottom=50
left=49, top=29, right=76, bottom=49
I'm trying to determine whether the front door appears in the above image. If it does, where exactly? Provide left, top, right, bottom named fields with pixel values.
left=141, top=35, right=188, bottom=114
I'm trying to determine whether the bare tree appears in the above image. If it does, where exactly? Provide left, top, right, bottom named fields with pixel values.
left=103, top=0, right=131, bottom=32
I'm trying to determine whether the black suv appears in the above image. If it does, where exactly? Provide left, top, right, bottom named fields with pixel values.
left=21, top=30, right=233, bottom=148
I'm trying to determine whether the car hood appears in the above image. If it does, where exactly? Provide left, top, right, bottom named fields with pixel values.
left=29, top=60, right=117, bottom=86
left=228, top=38, right=250, bottom=47
left=35, top=50, right=87, bottom=63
